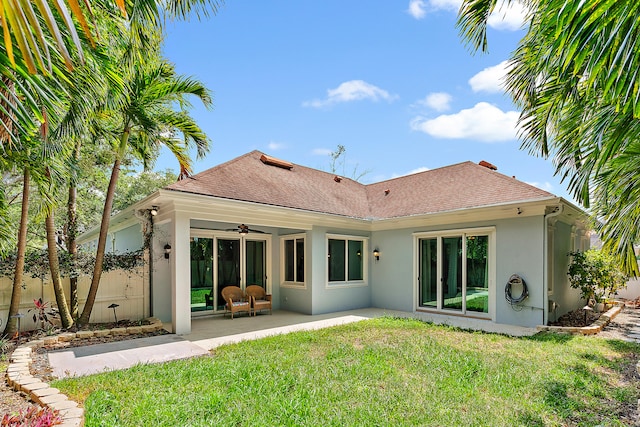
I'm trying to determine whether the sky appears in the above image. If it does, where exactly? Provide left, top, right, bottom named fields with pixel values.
left=158, top=0, right=576, bottom=203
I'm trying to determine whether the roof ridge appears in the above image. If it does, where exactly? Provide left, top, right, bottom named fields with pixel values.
left=468, top=161, right=554, bottom=197
left=365, top=161, right=474, bottom=187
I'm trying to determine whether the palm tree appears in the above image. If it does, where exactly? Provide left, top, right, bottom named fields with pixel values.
left=0, top=0, right=221, bottom=149
left=3, top=165, right=30, bottom=337
left=44, top=177, right=74, bottom=328
left=457, top=0, right=640, bottom=274
left=78, top=53, right=212, bottom=324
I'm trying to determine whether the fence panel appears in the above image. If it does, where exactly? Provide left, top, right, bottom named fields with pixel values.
left=0, top=267, right=147, bottom=333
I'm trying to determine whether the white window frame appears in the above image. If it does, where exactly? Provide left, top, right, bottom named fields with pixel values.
left=413, top=226, right=496, bottom=320
left=280, top=233, right=306, bottom=289
left=326, top=234, right=369, bottom=288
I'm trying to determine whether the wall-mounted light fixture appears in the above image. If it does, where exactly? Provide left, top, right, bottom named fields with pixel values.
left=373, top=248, right=380, bottom=262
left=164, top=243, right=172, bottom=259
left=517, top=207, right=522, bottom=215
left=150, top=206, right=159, bottom=216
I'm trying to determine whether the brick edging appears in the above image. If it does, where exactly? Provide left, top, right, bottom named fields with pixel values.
left=536, top=304, right=623, bottom=335
left=4, top=317, right=163, bottom=427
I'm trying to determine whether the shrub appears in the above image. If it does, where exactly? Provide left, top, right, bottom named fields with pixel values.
left=0, top=407, right=62, bottom=426
left=567, top=249, right=627, bottom=303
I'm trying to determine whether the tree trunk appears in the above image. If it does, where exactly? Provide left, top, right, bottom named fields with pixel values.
left=3, top=168, right=29, bottom=337
left=78, top=157, right=121, bottom=325
left=66, top=142, right=80, bottom=319
left=45, top=211, right=74, bottom=328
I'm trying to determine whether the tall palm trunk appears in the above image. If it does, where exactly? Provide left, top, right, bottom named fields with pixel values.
left=66, top=141, right=80, bottom=319
left=3, top=167, right=29, bottom=337
left=45, top=211, right=74, bottom=328
left=78, top=157, right=121, bottom=325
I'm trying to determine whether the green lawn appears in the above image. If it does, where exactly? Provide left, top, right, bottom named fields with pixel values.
left=53, top=318, right=639, bottom=426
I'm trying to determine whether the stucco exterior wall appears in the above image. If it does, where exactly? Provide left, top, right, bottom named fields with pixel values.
left=112, top=223, right=143, bottom=252
left=369, top=216, right=550, bottom=328
left=152, top=222, right=173, bottom=324
left=493, top=216, right=545, bottom=327
left=370, top=229, right=414, bottom=312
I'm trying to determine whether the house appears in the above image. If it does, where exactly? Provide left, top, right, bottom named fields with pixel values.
left=79, top=150, right=590, bottom=334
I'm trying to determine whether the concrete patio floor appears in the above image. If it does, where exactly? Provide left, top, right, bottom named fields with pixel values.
left=48, top=308, right=536, bottom=378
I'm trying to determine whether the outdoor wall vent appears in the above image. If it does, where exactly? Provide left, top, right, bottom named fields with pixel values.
left=334, top=176, right=342, bottom=183
left=260, top=154, right=293, bottom=170
left=479, top=160, right=498, bottom=170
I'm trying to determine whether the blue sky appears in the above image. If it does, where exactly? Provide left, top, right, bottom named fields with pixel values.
left=159, top=0, right=576, bottom=203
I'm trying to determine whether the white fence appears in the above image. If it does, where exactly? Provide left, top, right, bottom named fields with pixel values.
left=0, top=267, right=148, bottom=333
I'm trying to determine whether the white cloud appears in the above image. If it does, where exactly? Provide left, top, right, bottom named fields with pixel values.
left=409, top=0, right=527, bottom=31
left=392, top=166, right=430, bottom=178
left=267, top=141, right=286, bottom=150
left=303, top=80, right=397, bottom=108
left=312, top=148, right=332, bottom=156
left=429, top=0, right=460, bottom=12
left=469, top=61, right=510, bottom=93
left=526, top=181, right=554, bottom=192
left=414, top=92, right=452, bottom=112
left=487, top=1, right=528, bottom=31
left=407, top=0, right=427, bottom=19
left=411, top=102, right=519, bottom=142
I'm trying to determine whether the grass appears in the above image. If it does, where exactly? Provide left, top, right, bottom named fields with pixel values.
left=53, top=317, right=639, bottom=426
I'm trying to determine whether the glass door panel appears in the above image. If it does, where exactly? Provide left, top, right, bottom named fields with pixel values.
left=466, top=235, right=489, bottom=313
left=217, top=238, right=240, bottom=310
left=419, top=238, right=438, bottom=308
left=442, top=237, right=463, bottom=311
left=190, top=237, right=213, bottom=312
left=246, top=240, right=266, bottom=288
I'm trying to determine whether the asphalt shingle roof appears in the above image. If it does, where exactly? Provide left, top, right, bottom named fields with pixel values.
left=165, top=150, right=554, bottom=220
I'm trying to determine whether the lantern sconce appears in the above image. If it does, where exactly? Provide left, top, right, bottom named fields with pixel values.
left=164, top=243, right=172, bottom=259
left=150, top=205, right=159, bottom=216
left=373, top=248, right=380, bottom=262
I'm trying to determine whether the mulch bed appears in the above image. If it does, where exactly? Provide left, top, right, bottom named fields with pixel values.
left=548, top=307, right=602, bottom=327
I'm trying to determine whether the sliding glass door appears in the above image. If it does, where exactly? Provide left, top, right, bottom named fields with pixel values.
left=417, top=229, right=492, bottom=316
left=190, top=237, right=214, bottom=312
left=190, top=232, right=269, bottom=313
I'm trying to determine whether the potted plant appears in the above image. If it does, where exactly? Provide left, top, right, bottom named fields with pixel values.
left=567, top=250, right=627, bottom=312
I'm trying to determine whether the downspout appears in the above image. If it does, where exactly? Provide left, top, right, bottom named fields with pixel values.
left=543, top=203, right=564, bottom=326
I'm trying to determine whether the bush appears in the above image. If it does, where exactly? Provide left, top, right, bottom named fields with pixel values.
left=1, top=407, right=62, bottom=426
left=567, top=249, right=627, bottom=303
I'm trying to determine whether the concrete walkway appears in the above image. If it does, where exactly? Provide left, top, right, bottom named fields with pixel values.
left=47, top=308, right=537, bottom=379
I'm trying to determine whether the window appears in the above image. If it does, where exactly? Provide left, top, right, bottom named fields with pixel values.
left=416, top=227, right=494, bottom=317
left=282, top=235, right=305, bottom=286
left=327, top=235, right=367, bottom=285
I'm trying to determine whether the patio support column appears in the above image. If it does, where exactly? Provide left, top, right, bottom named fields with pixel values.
left=171, top=210, right=191, bottom=334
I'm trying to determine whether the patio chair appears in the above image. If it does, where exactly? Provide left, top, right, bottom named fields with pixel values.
left=221, top=286, right=251, bottom=319
left=245, top=285, right=272, bottom=316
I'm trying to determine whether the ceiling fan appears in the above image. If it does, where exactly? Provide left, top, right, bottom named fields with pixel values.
left=225, top=224, right=265, bottom=235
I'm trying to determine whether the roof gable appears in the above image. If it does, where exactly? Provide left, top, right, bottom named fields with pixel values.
left=165, top=151, right=555, bottom=220
left=165, top=151, right=371, bottom=218
left=366, top=161, right=554, bottom=219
